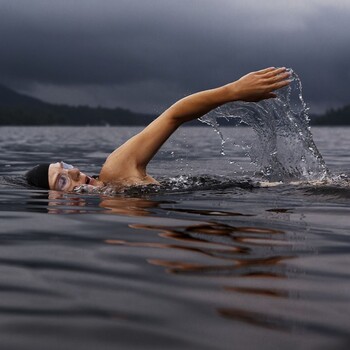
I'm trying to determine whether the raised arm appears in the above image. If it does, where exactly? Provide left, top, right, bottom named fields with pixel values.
left=99, top=67, right=290, bottom=183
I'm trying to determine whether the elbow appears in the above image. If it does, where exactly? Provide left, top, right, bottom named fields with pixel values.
left=160, top=104, right=186, bottom=127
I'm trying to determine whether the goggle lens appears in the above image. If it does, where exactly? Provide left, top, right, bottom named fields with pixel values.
left=56, top=174, right=70, bottom=191
left=54, top=162, right=74, bottom=191
left=61, top=162, right=75, bottom=170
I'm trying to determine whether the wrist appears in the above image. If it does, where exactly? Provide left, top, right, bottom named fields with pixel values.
left=221, top=82, right=240, bottom=103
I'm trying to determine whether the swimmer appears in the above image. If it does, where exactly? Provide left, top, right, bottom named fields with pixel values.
left=26, top=67, right=291, bottom=191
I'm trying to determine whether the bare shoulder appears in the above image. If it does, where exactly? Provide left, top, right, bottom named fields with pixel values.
left=98, top=147, right=137, bottom=183
left=98, top=113, right=178, bottom=185
left=98, top=148, right=159, bottom=186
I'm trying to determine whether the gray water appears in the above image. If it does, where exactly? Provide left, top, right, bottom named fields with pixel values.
left=0, top=125, right=350, bottom=350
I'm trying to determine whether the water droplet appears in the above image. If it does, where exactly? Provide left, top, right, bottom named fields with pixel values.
left=197, top=69, right=329, bottom=182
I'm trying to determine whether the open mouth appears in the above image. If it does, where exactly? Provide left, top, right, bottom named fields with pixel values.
left=85, top=176, right=90, bottom=185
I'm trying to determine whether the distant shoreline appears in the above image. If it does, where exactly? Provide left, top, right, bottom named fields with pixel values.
left=1, top=110, right=348, bottom=126
left=0, top=84, right=349, bottom=126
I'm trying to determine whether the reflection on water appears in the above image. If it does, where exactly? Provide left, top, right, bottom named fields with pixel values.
left=102, top=200, right=299, bottom=332
left=117, top=219, right=293, bottom=279
left=1, top=126, right=350, bottom=349
left=40, top=192, right=301, bottom=329
left=26, top=191, right=172, bottom=216
left=25, top=191, right=90, bottom=214
left=224, top=286, right=289, bottom=298
left=5, top=189, right=348, bottom=342
left=23, top=196, right=296, bottom=258
left=165, top=207, right=254, bottom=217
left=100, top=197, right=173, bottom=216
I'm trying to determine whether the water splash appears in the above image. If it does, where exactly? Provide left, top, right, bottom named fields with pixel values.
left=74, top=175, right=255, bottom=196
left=199, top=69, right=330, bottom=182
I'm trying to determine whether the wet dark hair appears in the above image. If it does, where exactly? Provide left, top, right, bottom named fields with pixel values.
left=25, top=163, right=50, bottom=189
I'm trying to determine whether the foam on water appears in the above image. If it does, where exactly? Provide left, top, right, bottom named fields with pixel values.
left=74, top=175, right=256, bottom=196
left=199, top=69, right=330, bottom=182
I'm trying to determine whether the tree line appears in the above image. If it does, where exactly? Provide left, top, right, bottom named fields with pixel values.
left=0, top=84, right=349, bottom=126
left=0, top=105, right=155, bottom=126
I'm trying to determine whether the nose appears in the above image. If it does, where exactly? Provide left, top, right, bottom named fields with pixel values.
left=68, top=168, right=80, bottom=181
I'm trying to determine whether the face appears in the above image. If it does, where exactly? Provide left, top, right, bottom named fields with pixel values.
left=48, top=162, right=101, bottom=191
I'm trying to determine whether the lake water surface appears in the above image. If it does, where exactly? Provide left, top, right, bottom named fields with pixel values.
left=0, top=126, right=349, bottom=350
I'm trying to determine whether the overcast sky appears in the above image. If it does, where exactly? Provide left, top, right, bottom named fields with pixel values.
left=1, top=0, right=350, bottom=114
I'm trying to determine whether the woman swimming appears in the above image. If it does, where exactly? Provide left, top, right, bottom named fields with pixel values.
left=26, top=67, right=291, bottom=191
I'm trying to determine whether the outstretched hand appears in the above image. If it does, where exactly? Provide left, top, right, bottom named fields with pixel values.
left=227, top=67, right=291, bottom=102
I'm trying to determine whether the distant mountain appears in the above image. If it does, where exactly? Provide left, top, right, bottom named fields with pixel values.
left=0, top=84, right=349, bottom=126
left=0, top=84, right=156, bottom=126
left=0, top=85, right=47, bottom=108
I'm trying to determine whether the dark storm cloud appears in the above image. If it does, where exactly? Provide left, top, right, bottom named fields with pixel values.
left=0, top=0, right=350, bottom=113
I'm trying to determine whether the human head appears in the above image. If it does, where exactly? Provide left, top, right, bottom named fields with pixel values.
left=26, top=162, right=101, bottom=191
left=25, top=163, right=50, bottom=189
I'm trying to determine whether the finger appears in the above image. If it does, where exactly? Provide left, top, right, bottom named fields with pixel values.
left=256, top=67, right=276, bottom=75
left=265, top=71, right=291, bottom=83
left=272, top=79, right=291, bottom=90
left=265, top=92, right=277, bottom=99
left=263, top=67, right=288, bottom=79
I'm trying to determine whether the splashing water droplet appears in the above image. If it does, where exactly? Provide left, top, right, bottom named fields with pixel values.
left=199, top=69, right=330, bottom=182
